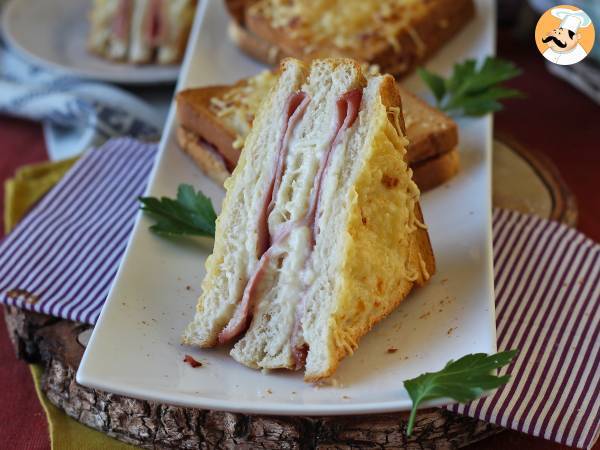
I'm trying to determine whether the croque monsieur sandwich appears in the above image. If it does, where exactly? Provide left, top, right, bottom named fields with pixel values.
left=182, top=58, right=435, bottom=381
left=225, top=0, right=475, bottom=77
left=88, top=0, right=196, bottom=64
left=176, top=70, right=460, bottom=191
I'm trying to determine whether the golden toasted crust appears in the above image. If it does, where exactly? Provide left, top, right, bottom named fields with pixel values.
left=243, top=0, right=475, bottom=78
left=176, top=127, right=231, bottom=185
left=412, top=147, right=460, bottom=191
left=228, top=20, right=285, bottom=65
left=399, top=87, right=458, bottom=164
left=305, top=75, right=435, bottom=381
left=176, top=87, right=239, bottom=170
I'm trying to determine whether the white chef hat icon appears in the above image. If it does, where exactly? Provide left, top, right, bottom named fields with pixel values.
left=550, top=7, right=592, bottom=33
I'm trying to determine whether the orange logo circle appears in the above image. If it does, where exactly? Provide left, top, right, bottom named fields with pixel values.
left=535, top=4, right=595, bottom=65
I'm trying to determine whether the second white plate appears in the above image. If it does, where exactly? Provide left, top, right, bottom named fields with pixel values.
left=78, top=0, right=498, bottom=415
left=2, top=0, right=180, bottom=85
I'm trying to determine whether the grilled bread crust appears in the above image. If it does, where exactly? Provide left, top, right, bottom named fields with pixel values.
left=227, top=0, right=474, bottom=78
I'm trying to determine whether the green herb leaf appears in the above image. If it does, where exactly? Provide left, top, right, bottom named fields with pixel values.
left=419, top=57, right=522, bottom=117
left=139, top=184, right=217, bottom=237
left=417, top=68, right=446, bottom=103
left=403, top=350, right=518, bottom=436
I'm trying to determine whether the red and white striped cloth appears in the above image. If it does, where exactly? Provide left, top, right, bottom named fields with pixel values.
left=0, top=139, right=598, bottom=448
left=449, top=209, right=599, bottom=448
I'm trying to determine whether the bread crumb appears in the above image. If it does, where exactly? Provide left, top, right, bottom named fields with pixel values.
left=387, top=348, right=398, bottom=354
left=183, top=355, right=202, bottom=368
left=342, top=395, right=351, bottom=400
left=418, top=311, right=430, bottom=319
left=266, top=389, right=273, bottom=395
left=447, top=327, right=457, bottom=336
left=315, top=378, right=340, bottom=388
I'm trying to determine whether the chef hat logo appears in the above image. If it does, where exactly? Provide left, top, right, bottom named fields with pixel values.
left=551, top=7, right=592, bottom=33
left=535, top=4, right=595, bottom=66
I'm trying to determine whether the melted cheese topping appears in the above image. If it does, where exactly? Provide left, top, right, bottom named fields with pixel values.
left=209, top=71, right=277, bottom=149
left=253, top=0, right=428, bottom=53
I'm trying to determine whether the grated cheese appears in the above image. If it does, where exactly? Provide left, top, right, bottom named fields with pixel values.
left=253, top=0, right=428, bottom=53
left=209, top=70, right=277, bottom=148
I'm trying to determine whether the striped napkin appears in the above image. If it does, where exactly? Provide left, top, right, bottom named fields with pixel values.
left=0, top=138, right=598, bottom=449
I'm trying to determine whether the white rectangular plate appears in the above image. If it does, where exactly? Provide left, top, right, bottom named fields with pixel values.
left=78, top=0, right=497, bottom=415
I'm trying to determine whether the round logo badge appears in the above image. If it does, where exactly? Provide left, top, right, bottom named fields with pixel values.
left=535, top=4, right=595, bottom=65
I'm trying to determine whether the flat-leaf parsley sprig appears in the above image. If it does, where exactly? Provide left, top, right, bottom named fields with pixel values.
left=139, top=184, right=217, bottom=237
left=418, top=57, right=522, bottom=117
left=403, top=350, right=518, bottom=436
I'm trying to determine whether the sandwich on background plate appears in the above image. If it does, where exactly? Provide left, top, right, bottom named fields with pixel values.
left=225, top=0, right=475, bottom=77
left=88, top=0, right=197, bottom=64
left=176, top=70, right=460, bottom=190
left=182, top=58, right=435, bottom=381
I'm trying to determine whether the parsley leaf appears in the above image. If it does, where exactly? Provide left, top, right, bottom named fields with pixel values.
left=139, top=184, right=217, bottom=237
left=418, top=57, right=522, bottom=117
left=403, top=350, right=518, bottom=436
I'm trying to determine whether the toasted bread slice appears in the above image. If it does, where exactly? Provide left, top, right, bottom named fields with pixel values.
left=182, top=58, right=434, bottom=381
left=176, top=71, right=459, bottom=190
left=234, top=0, right=474, bottom=78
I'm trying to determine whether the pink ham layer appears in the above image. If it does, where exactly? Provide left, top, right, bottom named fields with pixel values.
left=217, top=88, right=364, bottom=369
left=290, top=88, right=362, bottom=368
left=144, top=0, right=170, bottom=47
left=217, top=92, right=311, bottom=344
left=112, top=0, right=133, bottom=41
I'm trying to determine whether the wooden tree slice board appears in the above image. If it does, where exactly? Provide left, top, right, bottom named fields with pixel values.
left=3, top=137, right=577, bottom=449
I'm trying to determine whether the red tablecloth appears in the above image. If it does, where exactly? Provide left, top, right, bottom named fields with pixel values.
left=0, top=26, right=598, bottom=450
left=0, top=118, right=50, bottom=450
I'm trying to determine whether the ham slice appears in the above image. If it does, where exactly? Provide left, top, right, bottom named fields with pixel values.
left=112, top=0, right=133, bottom=41
left=291, top=88, right=363, bottom=368
left=218, top=92, right=310, bottom=344
left=145, top=0, right=168, bottom=47
left=218, top=88, right=363, bottom=351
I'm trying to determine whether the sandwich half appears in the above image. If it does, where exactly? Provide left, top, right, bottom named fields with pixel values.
left=175, top=71, right=459, bottom=190
left=182, top=58, right=435, bottom=381
left=87, top=0, right=196, bottom=64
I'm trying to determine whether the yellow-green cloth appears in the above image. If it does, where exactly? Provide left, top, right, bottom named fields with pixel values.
left=3, top=157, right=77, bottom=231
left=5, top=159, right=134, bottom=450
